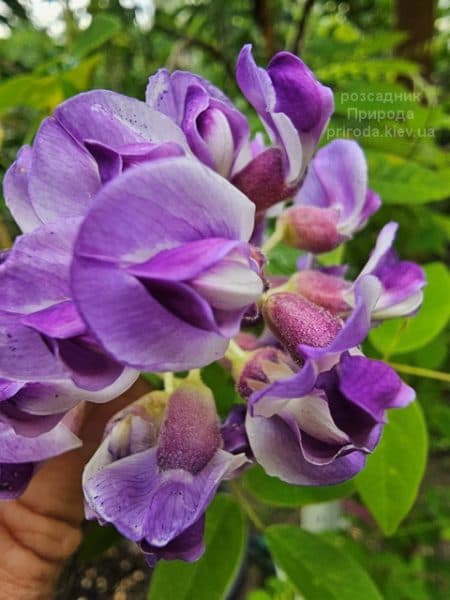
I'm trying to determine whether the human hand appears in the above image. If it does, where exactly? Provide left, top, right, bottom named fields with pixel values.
left=0, top=378, right=150, bottom=600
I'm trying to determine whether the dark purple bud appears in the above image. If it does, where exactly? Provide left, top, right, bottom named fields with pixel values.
left=262, top=292, right=342, bottom=362
left=157, top=382, right=221, bottom=474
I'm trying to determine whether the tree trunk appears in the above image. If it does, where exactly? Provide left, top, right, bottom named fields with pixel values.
left=395, top=0, right=437, bottom=78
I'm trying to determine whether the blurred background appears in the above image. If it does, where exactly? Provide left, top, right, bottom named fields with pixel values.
left=0, top=1, right=449, bottom=599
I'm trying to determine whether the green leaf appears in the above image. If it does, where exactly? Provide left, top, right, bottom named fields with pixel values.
left=367, top=151, right=450, bottom=204
left=243, top=465, right=354, bottom=507
left=266, top=243, right=300, bottom=276
left=72, top=15, right=121, bottom=59
left=355, top=401, right=428, bottom=535
left=148, top=494, right=247, bottom=600
left=266, top=525, right=382, bottom=600
left=201, top=362, right=241, bottom=418
left=370, top=262, right=450, bottom=356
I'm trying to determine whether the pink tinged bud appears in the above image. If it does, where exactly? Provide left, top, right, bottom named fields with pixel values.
left=262, top=292, right=342, bottom=363
left=289, top=270, right=352, bottom=315
left=157, top=382, right=221, bottom=474
left=279, top=206, right=343, bottom=254
left=197, top=107, right=235, bottom=177
left=237, top=346, right=295, bottom=400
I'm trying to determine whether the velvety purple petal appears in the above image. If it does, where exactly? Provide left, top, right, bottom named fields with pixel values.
left=71, top=258, right=228, bottom=371
left=300, top=275, right=381, bottom=360
left=246, top=413, right=366, bottom=485
left=28, top=117, right=101, bottom=222
left=3, top=146, right=41, bottom=233
left=267, top=52, right=323, bottom=133
left=55, top=90, right=188, bottom=151
left=73, top=158, right=255, bottom=263
left=0, top=219, right=80, bottom=314
left=0, top=421, right=81, bottom=463
left=338, top=354, right=415, bottom=420
left=22, top=301, right=86, bottom=339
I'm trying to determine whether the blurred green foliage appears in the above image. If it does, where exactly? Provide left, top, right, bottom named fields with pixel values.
left=0, top=1, right=448, bottom=598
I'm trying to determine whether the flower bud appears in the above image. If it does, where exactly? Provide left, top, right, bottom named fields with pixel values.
left=262, top=292, right=342, bottom=363
left=288, top=270, right=351, bottom=315
left=237, top=346, right=295, bottom=399
left=279, top=206, right=343, bottom=254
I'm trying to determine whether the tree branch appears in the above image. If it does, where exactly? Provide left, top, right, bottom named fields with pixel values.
left=153, top=23, right=235, bottom=80
left=291, top=0, right=315, bottom=56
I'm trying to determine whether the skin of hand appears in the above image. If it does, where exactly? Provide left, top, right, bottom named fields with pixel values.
left=0, top=377, right=151, bottom=600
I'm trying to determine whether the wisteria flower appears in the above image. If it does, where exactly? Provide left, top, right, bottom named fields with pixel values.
left=146, top=68, right=250, bottom=179
left=289, top=139, right=381, bottom=251
left=245, top=351, right=414, bottom=485
left=71, top=157, right=264, bottom=372
left=348, top=222, right=426, bottom=319
left=83, top=382, right=248, bottom=565
left=3, top=90, right=188, bottom=232
left=234, top=44, right=333, bottom=209
left=0, top=220, right=137, bottom=391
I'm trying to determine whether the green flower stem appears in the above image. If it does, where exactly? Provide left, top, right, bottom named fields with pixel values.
left=229, top=480, right=266, bottom=533
left=388, top=362, right=450, bottom=383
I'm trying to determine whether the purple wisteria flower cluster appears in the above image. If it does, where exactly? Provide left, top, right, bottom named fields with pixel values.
left=1, top=44, right=425, bottom=565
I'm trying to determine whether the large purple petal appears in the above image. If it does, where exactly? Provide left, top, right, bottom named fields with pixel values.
left=71, top=258, right=228, bottom=371
left=0, top=312, right=65, bottom=381
left=3, top=146, right=41, bottom=233
left=55, top=90, right=188, bottom=150
left=0, top=421, right=81, bottom=463
left=338, top=354, right=415, bottom=420
left=72, top=158, right=254, bottom=263
left=0, top=219, right=80, bottom=314
left=246, top=412, right=366, bottom=485
left=28, top=118, right=100, bottom=222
